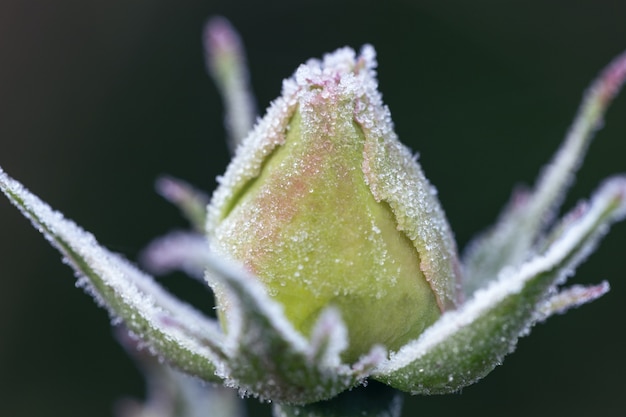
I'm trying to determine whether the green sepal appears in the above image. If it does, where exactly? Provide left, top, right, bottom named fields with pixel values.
left=374, top=176, right=626, bottom=394
left=0, top=168, right=225, bottom=383
left=204, top=253, right=384, bottom=404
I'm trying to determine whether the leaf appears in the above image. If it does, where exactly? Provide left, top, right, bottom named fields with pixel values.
left=0, top=168, right=225, bottom=383
left=374, top=176, right=626, bottom=394
left=203, top=253, right=385, bottom=404
left=462, top=49, right=626, bottom=296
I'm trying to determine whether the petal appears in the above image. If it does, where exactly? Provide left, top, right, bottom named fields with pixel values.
left=203, top=253, right=384, bottom=404
left=0, top=168, right=225, bottom=382
left=374, top=176, right=626, bottom=394
left=358, top=47, right=461, bottom=310
left=462, top=50, right=626, bottom=296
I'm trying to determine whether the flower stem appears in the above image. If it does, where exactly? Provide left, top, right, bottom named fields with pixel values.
left=272, top=382, right=403, bottom=417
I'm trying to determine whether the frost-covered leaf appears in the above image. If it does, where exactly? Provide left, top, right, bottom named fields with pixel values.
left=374, top=176, right=626, bottom=394
left=204, top=16, right=257, bottom=151
left=203, top=254, right=384, bottom=404
left=156, top=176, right=210, bottom=232
left=462, top=50, right=626, bottom=296
left=0, top=168, right=225, bottom=382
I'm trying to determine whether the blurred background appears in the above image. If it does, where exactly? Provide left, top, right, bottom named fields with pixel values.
left=1, top=0, right=625, bottom=416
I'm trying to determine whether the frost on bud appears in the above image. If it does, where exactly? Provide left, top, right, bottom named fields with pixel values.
left=207, top=46, right=461, bottom=363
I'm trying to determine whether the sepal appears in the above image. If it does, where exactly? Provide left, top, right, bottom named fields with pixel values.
left=203, top=253, right=385, bottom=404
left=0, top=168, right=225, bottom=382
left=538, top=281, right=610, bottom=320
left=204, top=16, right=257, bottom=151
left=374, top=176, right=626, bottom=394
left=155, top=175, right=210, bottom=232
left=141, top=230, right=211, bottom=280
left=462, top=50, right=626, bottom=296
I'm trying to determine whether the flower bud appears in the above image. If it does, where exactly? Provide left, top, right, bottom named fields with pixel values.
left=207, top=46, right=460, bottom=363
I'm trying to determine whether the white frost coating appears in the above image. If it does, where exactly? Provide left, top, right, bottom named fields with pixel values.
left=141, top=231, right=211, bottom=279
left=375, top=175, right=626, bottom=374
left=0, top=168, right=224, bottom=370
left=111, top=252, right=224, bottom=357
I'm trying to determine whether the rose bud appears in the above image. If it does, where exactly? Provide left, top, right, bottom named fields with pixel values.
left=207, top=46, right=461, bottom=362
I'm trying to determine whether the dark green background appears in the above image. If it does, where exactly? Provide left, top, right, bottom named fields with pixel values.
left=1, top=1, right=625, bottom=416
